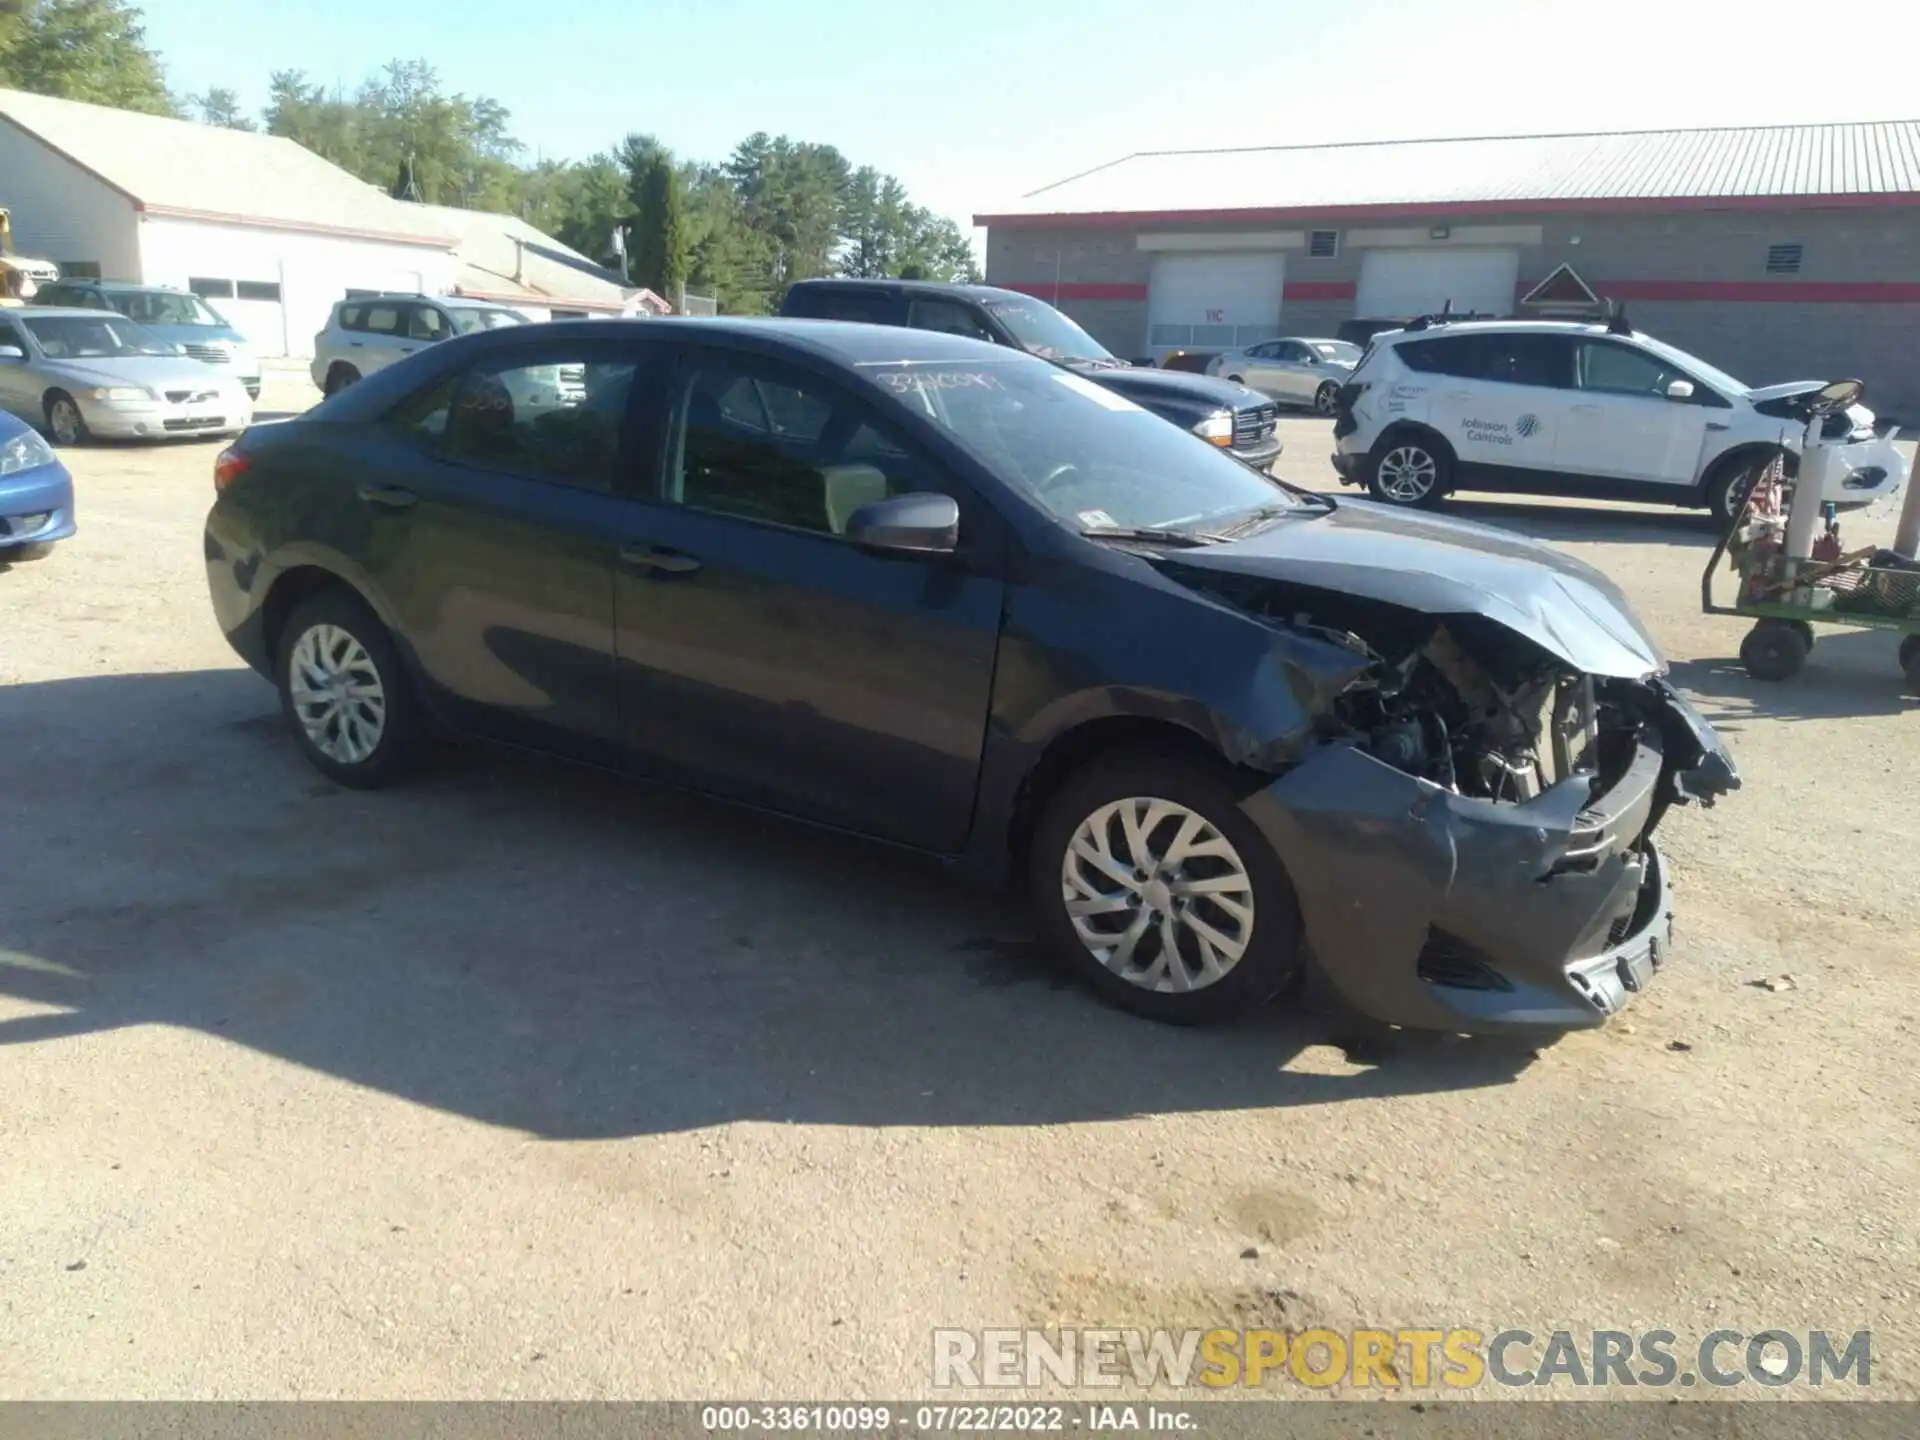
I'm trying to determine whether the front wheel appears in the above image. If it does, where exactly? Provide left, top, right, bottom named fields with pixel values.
left=1028, top=750, right=1304, bottom=1025
left=1707, top=453, right=1778, bottom=529
left=1740, top=620, right=1809, bottom=683
left=276, top=588, right=420, bottom=788
left=1367, top=436, right=1448, bottom=508
left=44, top=393, right=88, bottom=446
left=323, top=363, right=361, bottom=396
left=1313, top=381, right=1339, bottom=416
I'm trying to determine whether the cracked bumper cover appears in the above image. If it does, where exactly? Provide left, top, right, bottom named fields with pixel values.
left=1239, top=686, right=1736, bottom=1033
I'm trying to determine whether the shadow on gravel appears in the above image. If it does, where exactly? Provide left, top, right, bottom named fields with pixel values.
left=1435, top=498, right=1721, bottom=549
left=0, top=668, right=1536, bottom=1139
left=1667, top=629, right=1920, bottom=726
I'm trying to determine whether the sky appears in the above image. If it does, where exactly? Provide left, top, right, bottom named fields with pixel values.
left=140, top=0, right=1920, bottom=238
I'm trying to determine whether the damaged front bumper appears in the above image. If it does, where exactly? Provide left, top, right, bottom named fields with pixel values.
left=1241, top=686, right=1735, bottom=1033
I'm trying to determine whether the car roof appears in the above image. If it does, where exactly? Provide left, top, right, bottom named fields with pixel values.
left=785, top=277, right=1041, bottom=306
left=1382, top=319, right=1617, bottom=341
left=17, top=306, right=119, bottom=318
left=86, top=280, right=183, bottom=293
left=449, top=315, right=1028, bottom=366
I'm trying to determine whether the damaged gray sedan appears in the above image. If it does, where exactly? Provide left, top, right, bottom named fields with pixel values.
left=204, top=322, right=1736, bottom=1033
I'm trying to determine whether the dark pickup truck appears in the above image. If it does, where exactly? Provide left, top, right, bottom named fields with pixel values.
left=780, top=279, right=1282, bottom=472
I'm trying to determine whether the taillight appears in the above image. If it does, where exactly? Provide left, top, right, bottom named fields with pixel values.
left=213, top=446, right=250, bottom=492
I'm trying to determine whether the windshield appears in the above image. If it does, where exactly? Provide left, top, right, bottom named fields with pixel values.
left=110, top=290, right=227, bottom=328
left=1312, top=340, right=1363, bottom=364
left=978, top=295, right=1114, bottom=363
left=22, top=314, right=174, bottom=358
left=450, top=307, right=528, bottom=335
left=1633, top=333, right=1747, bottom=396
left=863, top=359, right=1305, bottom=532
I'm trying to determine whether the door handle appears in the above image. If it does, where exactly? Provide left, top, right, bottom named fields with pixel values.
left=356, top=483, right=418, bottom=510
left=620, top=542, right=703, bottom=576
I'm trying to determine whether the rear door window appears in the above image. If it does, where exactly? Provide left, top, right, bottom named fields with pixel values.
left=788, top=288, right=899, bottom=325
left=906, top=298, right=994, bottom=341
left=362, top=305, right=403, bottom=337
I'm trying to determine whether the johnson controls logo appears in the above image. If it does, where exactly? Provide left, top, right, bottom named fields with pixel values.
left=1515, top=413, right=1542, bottom=438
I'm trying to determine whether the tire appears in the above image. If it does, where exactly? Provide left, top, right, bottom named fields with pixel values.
left=275, top=588, right=419, bottom=788
left=1706, top=452, right=1776, bottom=529
left=1028, top=749, right=1304, bottom=1025
left=1789, top=620, right=1816, bottom=650
left=1313, top=381, right=1339, bottom=416
left=1366, top=433, right=1449, bottom=508
left=323, top=363, right=361, bottom=396
left=1899, top=634, right=1920, bottom=689
left=44, top=392, right=88, bottom=446
left=1739, top=620, right=1808, bottom=683
left=1227, top=374, right=1245, bottom=384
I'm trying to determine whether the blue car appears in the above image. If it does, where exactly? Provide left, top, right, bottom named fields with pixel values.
left=0, top=407, right=75, bottom=561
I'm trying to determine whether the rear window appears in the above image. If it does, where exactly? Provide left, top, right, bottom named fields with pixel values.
left=785, top=288, right=898, bottom=325
left=1396, top=332, right=1570, bottom=387
left=339, top=304, right=367, bottom=332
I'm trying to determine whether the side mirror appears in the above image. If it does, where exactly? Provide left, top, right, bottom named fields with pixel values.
left=1815, top=377, right=1864, bottom=412
left=1665, top=379, right=1695, bottom=401
left=845, top=492, right=959, bottom=555
left=0, top=345, right=23, bottom=361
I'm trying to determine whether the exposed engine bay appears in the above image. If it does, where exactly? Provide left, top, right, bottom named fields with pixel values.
left=1324, top=619, right=1621, bottom=804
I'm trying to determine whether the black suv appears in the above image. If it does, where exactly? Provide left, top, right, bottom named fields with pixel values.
left=781, top=280, right=1282, bottom=471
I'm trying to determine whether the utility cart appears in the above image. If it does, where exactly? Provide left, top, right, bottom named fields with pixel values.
left=1702, top=378, right=1920, bottom=686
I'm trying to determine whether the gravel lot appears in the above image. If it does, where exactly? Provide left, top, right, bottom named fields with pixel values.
left=2, top=367, right=1915, bottom=1401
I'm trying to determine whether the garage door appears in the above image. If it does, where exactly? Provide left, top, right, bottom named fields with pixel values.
left=1147, top=252, right=1286, bottom=357
left=1354, top=248, right=1519, bottom=319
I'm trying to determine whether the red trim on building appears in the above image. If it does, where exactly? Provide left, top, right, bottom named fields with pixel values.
left=994, top=280, right=1148, bottom=301
left=142, top=204, right=450, bottom=248
left=975, top=191, right=1920, bottom=230
left=1588, top=279, right=1920, bottom=304
left=1283, top=280, right=1356, bottom=301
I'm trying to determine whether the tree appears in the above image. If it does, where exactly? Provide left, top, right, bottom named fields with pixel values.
left=187, top=84, right=252, bottom=129
left=630, top=154, right=685, bottom=302
left=0, top=0, right=175, bottom=115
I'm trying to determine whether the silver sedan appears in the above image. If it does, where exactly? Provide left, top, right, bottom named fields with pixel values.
left=1206, top=337, right=1362, bottom=414
left=0, top=307, right=253, bottom=444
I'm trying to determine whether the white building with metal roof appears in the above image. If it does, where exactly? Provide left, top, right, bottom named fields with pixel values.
left=0, top=88, right=664, bottom=357
left=976, top=122, right=1920, bottom=418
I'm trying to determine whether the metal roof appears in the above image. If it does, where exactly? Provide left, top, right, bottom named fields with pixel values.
left=409, top=203, right=636, bottom=313
left=0, top=87, right=455, bottom=247
left=977, top=122, right=1920, bottom=225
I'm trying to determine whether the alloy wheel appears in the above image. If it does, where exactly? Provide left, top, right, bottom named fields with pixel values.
left=1060, top=796, right=1255, bottom=994
left=1314, top=383, right=1338, bottom=416
left=287, top=622, right=388, bottom=765
left=49, top=399, right=83, bottom=445
left=1377, top=445, right=1438, bottom=503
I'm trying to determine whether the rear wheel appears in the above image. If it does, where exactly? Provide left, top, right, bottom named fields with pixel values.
left=1367, top=434, right=1448, bottom=508
left=44, top=392, right=87, bottom=446
left=1227, top=373, right=1245, bottom=384
left=1740, top=620, right=1809, bottom=682
left=1313, top=381, right=1339, bottom=416
left=1028, top=750, right=1303, bottom=1025
left=275, top=588, right=419, bottom=788
left=323, top=363, right=361, bottom=396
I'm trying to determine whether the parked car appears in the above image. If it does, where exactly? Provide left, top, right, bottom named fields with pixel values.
left=1205, top=337, right=1363, bottom=414
left=0, top=407, right=74, bottom=560
left=0, top=307, right=252, bottom=444
left=205, top=317, right=1737, bottom=1032
left=1331, top=316, right=1910, bottom=524
left=32, top=279, right=262, bottom=399
left=311, top=294, right=530, bottom=395
left=779, top=279, right=1282, bottom=473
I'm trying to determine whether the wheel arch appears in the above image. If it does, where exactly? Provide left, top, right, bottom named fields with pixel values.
left=258, top=559, right=409, bottom=674
left=1002, top=713, right=1250, bottom=888
left=1372, top=419, right=1457, bottom=466
left=1699, top=440, right=1788, bottom=498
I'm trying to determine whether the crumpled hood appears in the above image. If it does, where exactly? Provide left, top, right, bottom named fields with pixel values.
left=1746, top=380, right=1876, bottom=432
left=1158, top=499, right=1666, bottom=678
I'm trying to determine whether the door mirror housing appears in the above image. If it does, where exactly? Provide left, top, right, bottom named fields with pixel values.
left=0, top=344, right=22, bottom=361
left=1664, top=379, right=1695, bottom=401
left=844, top=493, right=959, bottom=554
left=1814, top=377, right=1864, bottom=412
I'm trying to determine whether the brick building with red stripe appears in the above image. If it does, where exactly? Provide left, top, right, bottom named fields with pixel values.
left=975, top=122, right=1920, bottom=417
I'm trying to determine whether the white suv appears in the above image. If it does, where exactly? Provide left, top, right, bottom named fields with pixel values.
left=310, top=294, right=530, bottom=395
left=1330, top=318, right=1907, bottom=524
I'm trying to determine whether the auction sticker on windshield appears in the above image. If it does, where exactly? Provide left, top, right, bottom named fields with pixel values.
left=1052, top=372, right=1142, bottom=411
